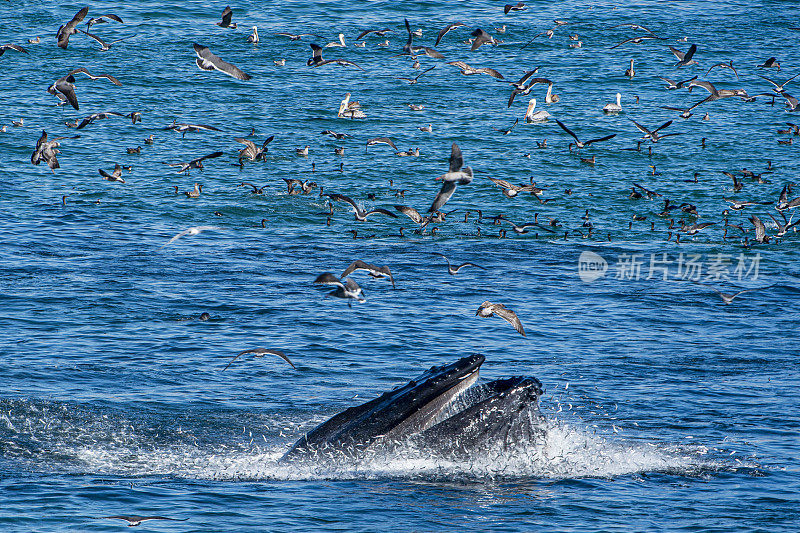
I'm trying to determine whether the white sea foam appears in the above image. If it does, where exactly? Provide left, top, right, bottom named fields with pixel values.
left=61, top=417, right=724, bottom=482
left=1, top=399, right=738, bottom=482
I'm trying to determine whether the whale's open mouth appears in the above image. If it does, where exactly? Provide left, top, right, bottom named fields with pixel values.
left=281, top=355, right=544, bottom=462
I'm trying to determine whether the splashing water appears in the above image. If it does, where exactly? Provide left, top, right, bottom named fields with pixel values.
left=0, top=398, right=731, bottom=483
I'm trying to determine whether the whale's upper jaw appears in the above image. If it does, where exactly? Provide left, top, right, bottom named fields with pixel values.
left=282, top=354, right=486, bottom=460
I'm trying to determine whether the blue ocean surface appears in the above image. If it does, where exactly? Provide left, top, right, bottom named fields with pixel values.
left=1, top=0, right=799, bottom=531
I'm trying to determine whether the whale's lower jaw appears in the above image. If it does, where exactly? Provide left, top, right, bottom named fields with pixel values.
left=280, top=356, right=544, bottom=462
left=414, top=376, right=545, bottom=458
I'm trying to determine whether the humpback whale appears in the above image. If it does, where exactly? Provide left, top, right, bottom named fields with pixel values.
left=282, top=355, right=544, bottom=461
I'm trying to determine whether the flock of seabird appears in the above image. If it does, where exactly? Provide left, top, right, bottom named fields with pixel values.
left=8, top=5, right=790, bottom=350
left=3, top=3, right=794, bottom=523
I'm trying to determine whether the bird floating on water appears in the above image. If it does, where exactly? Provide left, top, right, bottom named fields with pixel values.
left=603, top=93, right=622, bottom=113
left=525, top=98, right=551, bottom=122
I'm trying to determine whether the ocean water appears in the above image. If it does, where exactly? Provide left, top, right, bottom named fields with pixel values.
left=1, top=0, right=799, bottom=531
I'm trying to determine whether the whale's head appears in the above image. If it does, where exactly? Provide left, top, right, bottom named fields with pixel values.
left=282, top=354, right=485, bottom=460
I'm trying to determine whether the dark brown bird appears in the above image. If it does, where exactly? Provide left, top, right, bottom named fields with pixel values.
left=504, top=2, right=527, bottom=14
left=217, top=6, right=237, bottom=28
left=98, top=516, right=188, bottom=527
left=56, top=6, right=89, bottom=48
left=0, top=44, right=29, bottom=57
left=165, top=151, right=224, bottom=174
left=341, top=260, right=395, bottom=288
left=476, top=301, right=525, bottom=336
left=99, top=163, right=125, bottom=182
left=48, top=68, right=122, bottom=111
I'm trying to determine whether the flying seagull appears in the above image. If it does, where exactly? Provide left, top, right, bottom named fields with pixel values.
left=162, top=226, right=221, bottom=247
left=99, top=163, right=125, bottom=182
left=223, top=348, right=295, bottom=371
left=164, top=121, right=220, bottom=138
left=97, top=516, right=188, bottom=527
left=768, top=212, right=799, bottom=236
left=504, top=2, right=527, bottom=14
left=759, top=73, right=800, bottom=93
left=749, top=215, right=770, bottom=243
left=193, top=43, right=251, bottom=80
left=313, top=273, right=366, bottom=305
left=476, top=301, right=526, bottom=336
left=447, top=61, right=504, bottom=79
left=657, top=74, right=698, bottom=90
left=470, top=28, right=498, bottom=51
left=554, top=119, right=616, bottom=150
left=398, top=18, right=444, bottom=58
left=47, top=67, right=122, bottom=110
left=217, top=6, right=237, bottom=28
left=164, top=151, right=224, bottom=174
left=435, top=22, right=465, bottom=46
left=609, top=34, right=662, bottom=49
left=521, top=28, right=554, bottom=49
left=706, top=60, right=739, bottom=80
left=307, top=44, right=364, bottom=70
left=394, top=205, right=429, bottom=226
left=355, top=28, right=393, bottom=40
left=274, top=32, right=322, bottom=41
left=77, top=29, right=132, bottom=51
left=395, top=65, right=436, bottom=85
left=689, top=281, right=776, bottom=305
left=85, top=13, right=124, bottom=29
left=429, top=143, right=473, bottom=213
left=432, top=252, right=484, bottom=275
left=56, top=6, right=89, bottom=48
left=629, top=118, right=680, bottom=142
left=669, top=44, right=699, bottom=67
left=506, top=74, right=554, bottom=107
left=326, top=193, right=397, bottom=221
left=76, top=111, right=125, bottom=129
left=235, top=135, right=274, bottom=162
left=365, top=137, right=397, bottom=151
left=777, top=183, right=800, bottom=211
left=0, top=44, right=28, bottom=57
left=341, top=260, right=395, bottom=288
left=30, top=130, right=80, bottom=172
